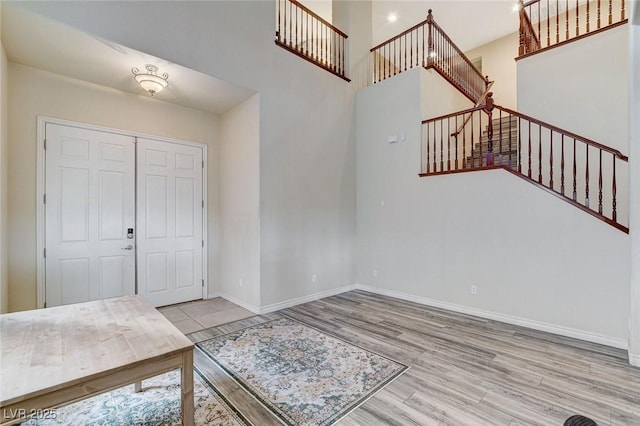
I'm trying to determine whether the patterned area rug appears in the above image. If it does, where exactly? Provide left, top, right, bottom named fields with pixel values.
left=21, top=369, right=250, bottom=426
left=197, top=316, right=408, bottom=426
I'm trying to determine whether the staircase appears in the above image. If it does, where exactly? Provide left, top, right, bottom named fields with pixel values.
left=372, top=8, right=629, bottom=233
left=421, top=101, right=629, bottom=232
left=465, top=116, right=518, bottom=169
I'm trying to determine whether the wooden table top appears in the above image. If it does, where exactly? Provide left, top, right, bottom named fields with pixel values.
left=0, top=295, right=193, bottom=407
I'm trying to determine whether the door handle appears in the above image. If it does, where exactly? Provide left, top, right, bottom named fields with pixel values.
left=121, top=245, right=134, bottom=251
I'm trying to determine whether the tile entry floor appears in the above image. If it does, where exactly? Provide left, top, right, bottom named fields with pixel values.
left=158, top=297, right=255, bottom=334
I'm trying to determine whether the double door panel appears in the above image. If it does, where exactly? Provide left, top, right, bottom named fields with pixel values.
left=44, top=124, right=204, bottom=307
left=136, top=138, right=204, bottom=307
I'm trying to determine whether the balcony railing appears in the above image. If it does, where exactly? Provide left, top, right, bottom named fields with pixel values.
left=370, top=10, right=490, bottom=104
left=518, top=0, right=627, bottom=57
left=275, top=0, right=349, bottom=81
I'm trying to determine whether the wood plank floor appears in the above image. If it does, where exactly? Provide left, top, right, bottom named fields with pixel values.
left=187, top=290, right=640, bottom=425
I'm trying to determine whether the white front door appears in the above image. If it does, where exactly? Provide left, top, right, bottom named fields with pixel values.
left=136, top=138, right=204, bottom=307
left=45, top=123, right=136, bottom=307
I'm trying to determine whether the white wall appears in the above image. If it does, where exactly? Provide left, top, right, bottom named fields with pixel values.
left=219, top=94, right=261, bottom=311
left=0, top=3, right=9, bottom=314
left=628, top=1, right=640, bottom=365
left=357, top=67, right=630, bottom=346
left=7, top=63, right=220, bottom=312
left=17, top=0, right=357, bottom=310
left=334, top=0, right=373, bottom=90
left=517, top=24, right=629, bottom=152
left=465, top=32, right=518, bottom=110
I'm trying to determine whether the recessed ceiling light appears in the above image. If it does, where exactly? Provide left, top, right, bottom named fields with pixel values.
left=387, top=13, right=398, bottom=23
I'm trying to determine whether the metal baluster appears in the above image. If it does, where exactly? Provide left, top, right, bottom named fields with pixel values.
left=528, top=121, right=532, bottom=178
left=518, top=117, right=522, bottom=173
left=471, top=114, right=475, bottom=167
left=440, top=118, right=444, bottom=171
left=573, top=139, right=577, bottom=201
left=576, top=0, right=580, bottom=36
left=549, top=130, right=554, bottom=189
left=556, top=0, right=560, bottom=43
left=433, top=121, right=437, bottom=172
left=609, top=0, right=613, bottom=24
left=598, top=150, right=603, bottom=213
left=566, top=0, right=570, bottom=39
left=547, top=0, right=551, bottom=46
left=585, top=145, right=590, bottom=208
left=612, top=154, right=617, bottom=221
left=561, top=135, right=565, bottom=195
left=455, top=115, right=459, bottom=169
left=462, top=115, right=467, bottom=168
left=538, top=125, right=542, bottom=183
left=447, top=117, right=451, bottom=171
left=426, top=123, right=430, bottom=173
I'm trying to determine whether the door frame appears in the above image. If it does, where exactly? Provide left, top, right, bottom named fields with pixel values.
left=36, top=116, right=209, bottom=309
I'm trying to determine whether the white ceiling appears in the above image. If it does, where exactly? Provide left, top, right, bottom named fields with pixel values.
left=372, top=1, right=521, bottom=51
left=300, top=0, right=520, bottom=51
left=1, top=1, right=519, bottom=114
left=1, top=4, right=256, bottom=115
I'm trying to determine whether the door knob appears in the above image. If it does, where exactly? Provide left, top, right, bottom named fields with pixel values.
left=121, top=245, right=134, bottom=250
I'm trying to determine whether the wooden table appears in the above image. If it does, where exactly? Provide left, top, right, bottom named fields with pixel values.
left=0, top=295, right=194, bottom=425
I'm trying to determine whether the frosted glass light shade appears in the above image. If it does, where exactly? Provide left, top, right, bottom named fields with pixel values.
left=132, top=65, right=169, bottom=96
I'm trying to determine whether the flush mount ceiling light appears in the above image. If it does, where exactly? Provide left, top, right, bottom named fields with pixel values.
left=132, top=64, right=169, bottom=96
left=387, top=12, right=398, bottom=23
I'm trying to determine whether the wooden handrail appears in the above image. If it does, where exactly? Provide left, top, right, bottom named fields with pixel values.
left=275, top=0, right=349, bottom=80
left=517, top=0, right=626, bottom=57
left=424, top=103, right=627, bottom=160
left=495, top=105, right=628, bottom=159
left=421, top=105, right=486, bottom=124
left=522, top=0, right=541, bottom=8
left=369, top=9, right=490, bottom=103
left=451, top=83, right=494, bottom=137
left=370, top=18, right=430, bottom=52
left=429, top=19, right=484, bottom=81
left=288, top=0, right=348, bottom=38
left=420, top=104, right=629, bottom=231
left=517, top=19, right=628, bottom=60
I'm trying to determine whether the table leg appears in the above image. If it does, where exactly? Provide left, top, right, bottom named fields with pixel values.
left=181, top=349, right=194, bottom=426
left=135, top=381, right=142, bottom=393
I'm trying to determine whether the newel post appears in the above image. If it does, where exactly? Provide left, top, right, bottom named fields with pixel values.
left=518, top=0, right=526, bottom=56
left=484, top=92, right=495, bottom=166
left=426, top=9, right=434, bottom=66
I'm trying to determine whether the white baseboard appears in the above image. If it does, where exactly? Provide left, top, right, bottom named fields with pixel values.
left=354, top=284, right=628, bottom=350
left=214, top=292, right=261, bottom=315
left=259, top=284, right=358, bottom=314
left=212, top=283, right=628, bottom=350
left=630, top=353, right=640, bottom=367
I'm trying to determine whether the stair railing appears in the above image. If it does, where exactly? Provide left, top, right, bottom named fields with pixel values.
left=450, top=82, right=495, bottom=148
left=421, top=101, right=629, bottom=231
left=519, top=2, right=541, bottom=55
left=275, top=0, right=349, bottom=81
left=517, top=0, right=627, bottom=58
left=370, top=9, right=490, bottom=103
